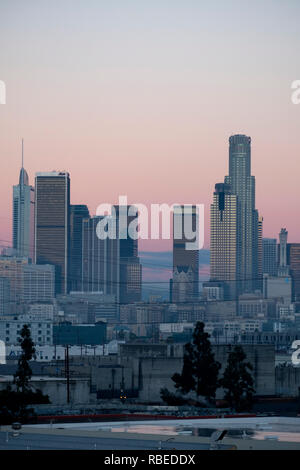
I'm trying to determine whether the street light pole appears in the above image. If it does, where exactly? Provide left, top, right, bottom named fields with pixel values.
left=65, top=345, right=70, bottom=404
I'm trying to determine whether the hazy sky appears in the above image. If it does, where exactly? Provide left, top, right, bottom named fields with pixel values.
left=0, top=0, right=300, bottom=250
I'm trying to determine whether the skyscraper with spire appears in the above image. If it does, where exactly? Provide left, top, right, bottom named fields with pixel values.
left=12, top=140, right=35, bottom=260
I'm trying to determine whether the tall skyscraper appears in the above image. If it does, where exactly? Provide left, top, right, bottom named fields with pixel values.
left=210, top=183, right=239, bottom=299
left=171, top=205, right=199, bottom=303
left=287, top=243, right=300, bottom=302
left=82, top=216, right=120, bottom=300
left=278, top=228, right=289, bottom=277
left=224, top=134, right=260, bottom=293
left=257, top=216, right=263, bottom=291
left=262, top=238, right=277, bottom=276
left=35, top=171, right=70, bottom=295
left=114, top=205, right=142, bottom=304
left=12, top=140, right=35, bottom=260
left=81, top=206, right=142, bottom=304
left=70, top=204, right=90, bottom=291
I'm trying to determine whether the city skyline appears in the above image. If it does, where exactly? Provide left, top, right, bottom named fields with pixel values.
left=1, top=0, right=300, bottom=250
left=1, top=1, right=300, bottom=451
left=1, top=131, right=298, bottom=255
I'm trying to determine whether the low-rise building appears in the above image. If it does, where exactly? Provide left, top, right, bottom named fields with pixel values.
left=53, top=321, right=107, bottom=346
left=0, top=315, right=53, bottom=345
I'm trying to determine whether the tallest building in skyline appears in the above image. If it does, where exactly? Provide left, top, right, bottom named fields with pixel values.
left=225, top=134, right=260, bottom=293
left=210, top=135, right=260, bottom=298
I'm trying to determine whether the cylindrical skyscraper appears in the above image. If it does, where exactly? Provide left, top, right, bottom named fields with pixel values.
left=225, top=134, right=259, bottom=293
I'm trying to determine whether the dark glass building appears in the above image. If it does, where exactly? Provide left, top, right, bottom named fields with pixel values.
left=35, top=171, right=70, bottom=295
left=287, top=243, right=300, bottom=302
left=70, top=204, right=90, bottom=291
left=114, top=205, right=142, bottom=304
left=81, top=207, right=142, bottom=304
left=263, top=238, right=277, bottom=276
left=82, top=216, right=120, bottom=299
left=171, top=205, right=199, bottom=302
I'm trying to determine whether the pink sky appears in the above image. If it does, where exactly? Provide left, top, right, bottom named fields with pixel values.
left=0, top=1, right=299, bottom=251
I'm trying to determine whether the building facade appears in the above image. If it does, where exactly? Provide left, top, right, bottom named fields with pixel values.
left=35, top=171, right=70, bottom=294
left=263, top=238, right=277, bottom=276
left=82, top=216, right=120, bottom=300
left=12, top=147, right=35, bottom=260
left=287, top=243, right=300, bottom=302
left=0, top=257, right=55, bottom=310
left=82, top=206, right=142, bottom=304
left=0, top=316, right=53, bottom=346
left=22, top=264, right=55, bottom=303
left=171, top=205, right=199, bottom=303
left=0, top=277, right=10, bottom=315
left=0, top=256, right=28, bottom=310
left=224, top=135, right=260, bottom=293
left=115, top=205, right=142, bottom=304
left=210, top=183, right=239, bottom=299
left=70, top=204, right=90, bottom=292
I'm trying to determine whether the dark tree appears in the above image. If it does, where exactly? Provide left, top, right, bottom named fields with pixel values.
left=160, top=388, right=188, bottom=406
left=172, top=322, right=221, bottom=403
left=220, top=345, right=255, bottom=412
left=14, top=324, right=36, bottom=393
left=0, top=325, right=50, bottom=424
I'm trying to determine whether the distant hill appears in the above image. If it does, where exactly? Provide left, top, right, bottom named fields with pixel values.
left=139, top=250, right=210, bottom=300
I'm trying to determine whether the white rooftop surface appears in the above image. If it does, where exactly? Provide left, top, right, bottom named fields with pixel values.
left=28, top=416, right=300, bottom=439
left=0, top=375, right=82, bottom=382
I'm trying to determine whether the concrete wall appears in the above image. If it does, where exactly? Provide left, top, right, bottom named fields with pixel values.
left=86, top=344, right=275, bottom=403
left=0, top=377, right=92, bottom=405
left=5, top=344, right=274, bottom=405
left=0, top=343, right=278, bottom=405
left=214, top=344, right=275, bottom=397
left=276, top=365, right=300, bottom=396
left=135, top=345, right=275, bottom=402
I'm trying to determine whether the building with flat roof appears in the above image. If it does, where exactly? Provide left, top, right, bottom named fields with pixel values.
left=210, top=183, right=239, bottom=299
left=35, top=171, right=70, bottom=295
left=263, top=238, right=277, bottom=276
left=53, top=321, right=107, bottom=346
left=287, top=243, right=300, bottom=302
left=0, top=315, right=53, bottom=345
left=171, top=205, right=199, bottom=303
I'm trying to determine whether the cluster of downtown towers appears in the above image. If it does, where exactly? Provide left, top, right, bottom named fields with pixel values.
left=13, top=166, right=142, bottom=303
left=13, top=134, right=263, bottom=303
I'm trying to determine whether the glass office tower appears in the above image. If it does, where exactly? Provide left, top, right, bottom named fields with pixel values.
left=35, top=171, right=70, bottom=295
left=13, top=163, right=35, bottom=260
